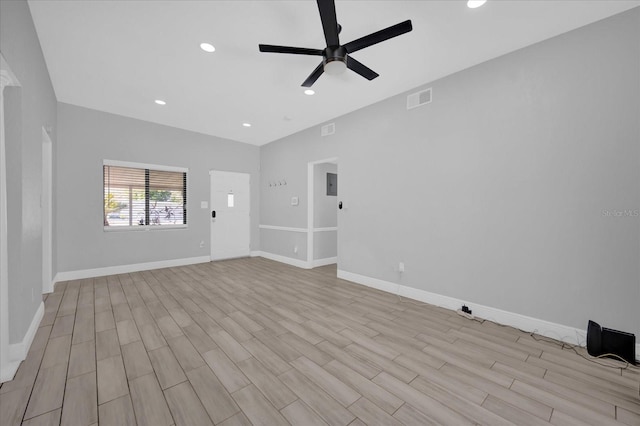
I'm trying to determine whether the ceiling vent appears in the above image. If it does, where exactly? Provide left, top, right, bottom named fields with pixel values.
left=407, top=88, right=432, bottom=110
left=321, top=122, right=335, bottom=137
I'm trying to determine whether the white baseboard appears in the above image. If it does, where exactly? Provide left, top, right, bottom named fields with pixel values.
left=1, top=301, right=44, bottom=383
left=0, top=360, right=20, bottom=383
left=312, top=257, right=337, bottom=268
left=54, top=256, right=211, bottom=283
left=250, top=251, right=261, bottom=257
left=253, top=251, right=311, bottom=269
left=337, top=270, right=595, bottom=350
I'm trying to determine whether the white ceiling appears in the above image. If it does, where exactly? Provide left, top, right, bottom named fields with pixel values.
left=29, top=0, right=640, bottom=146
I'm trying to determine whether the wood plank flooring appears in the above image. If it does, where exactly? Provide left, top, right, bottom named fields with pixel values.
left=1, top=257, right=639, bottom=425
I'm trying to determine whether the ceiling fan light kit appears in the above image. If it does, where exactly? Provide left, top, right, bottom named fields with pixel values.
left=467, top=0, right=488, bottom=9
left=324, top=60, right=346, bottom=76
left=258, top=0, right=413, bottom=87
left=323, top=46, right=348, bottom=75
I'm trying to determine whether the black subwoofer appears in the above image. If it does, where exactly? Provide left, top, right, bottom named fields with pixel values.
left=587, top=320, right=636, bottom=365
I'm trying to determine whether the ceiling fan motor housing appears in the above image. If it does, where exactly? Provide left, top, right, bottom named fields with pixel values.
left=324, top=46, right=347, bottom=64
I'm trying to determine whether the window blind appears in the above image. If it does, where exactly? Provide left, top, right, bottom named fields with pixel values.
left=103, top=163, right=187, bottom=228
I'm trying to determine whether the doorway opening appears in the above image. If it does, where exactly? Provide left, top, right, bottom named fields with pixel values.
left=210, top=170, right=251, bottom=261
left=307, top=158, right=338, bottom=268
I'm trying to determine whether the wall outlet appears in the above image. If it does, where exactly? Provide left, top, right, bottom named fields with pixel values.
left=199, top=240, right=205, bottom=248
left=398, top=262, right=405, bottom=273
left=293, top=246, right=298, bottom=254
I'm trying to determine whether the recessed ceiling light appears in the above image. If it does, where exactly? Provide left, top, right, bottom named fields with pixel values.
left=242, top=123, right=252, bottom=127
left=200, top=42, right=216, bottom=53
left=304, top=89, right=315, bottom=96
left=154, top=99, right=166, bottom=105
left=467, top=0, right=487, bottom=8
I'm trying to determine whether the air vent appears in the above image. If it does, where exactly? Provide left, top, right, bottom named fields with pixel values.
left=321, top=122, right=335, bottom=136
left=407, top=88, right=432, bottom=110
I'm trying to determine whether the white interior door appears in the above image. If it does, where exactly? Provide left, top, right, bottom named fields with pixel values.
left=210, top=171, right=250, bottom=260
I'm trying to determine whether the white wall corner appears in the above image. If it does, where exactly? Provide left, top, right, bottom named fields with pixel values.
left=337, top=269, right=594, bottom=349
left=2, top=301, right=44, bottom=383
left=54, top=256, right=211, bottom=283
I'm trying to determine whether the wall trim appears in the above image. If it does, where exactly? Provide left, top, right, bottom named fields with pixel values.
left=1, top=301, right=43, bottom=383
left=253, top=251, right=311, bottom=269
left=55, top=256, right=210, bottom=282
left=336, top=269, right=620, bottom=355
left=312, top=257, right=337, bottom=267
left=259, top=224, right=307, bottom=233
left=313, top=227, right=338, bottom=232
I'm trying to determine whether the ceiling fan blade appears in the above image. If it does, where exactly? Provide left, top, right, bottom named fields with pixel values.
left=302, top=62, right=324, bottom=87
left=259, top=44, right=324, bottom=56
left=347, top=56, right=379, bottom=81
left=316, top=0, right=340, bottom=46
left=343, top=20, right=413, bottom=54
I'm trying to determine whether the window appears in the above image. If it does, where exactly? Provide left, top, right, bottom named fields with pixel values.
left=103, top=160, right=187, bottom=229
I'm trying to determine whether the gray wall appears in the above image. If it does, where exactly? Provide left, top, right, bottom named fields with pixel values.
left=260, top=229, right=308, bottom=262
left=1, top=0, right=58, bottom=342
left=56, top=103, right=260, bottom=273
left=314, top=232, right=337, bottom=261
left=260, top=128, right=339, bottom=260
left=260, top=8, right=640, bottom=338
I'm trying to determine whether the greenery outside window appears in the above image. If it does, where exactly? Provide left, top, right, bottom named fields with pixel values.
left=103, top=160, right=187, bottom=229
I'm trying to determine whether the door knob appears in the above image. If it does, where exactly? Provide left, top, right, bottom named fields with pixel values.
left=211, top=210, right=216, bottom=218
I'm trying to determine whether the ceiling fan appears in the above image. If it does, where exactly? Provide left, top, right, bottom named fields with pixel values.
left=258, top=0, right=413, bottom=87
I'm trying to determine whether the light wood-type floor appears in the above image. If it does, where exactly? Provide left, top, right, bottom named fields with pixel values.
left=1, top=258, right=639, bottom=425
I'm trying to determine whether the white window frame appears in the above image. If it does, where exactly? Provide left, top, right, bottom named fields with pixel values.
left=103, top=160, right=188, bottom=232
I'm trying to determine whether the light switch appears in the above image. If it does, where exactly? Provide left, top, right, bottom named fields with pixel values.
left=201, top=201, right=208, bottom=209
left=291, top=196, right=299, bottom=206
